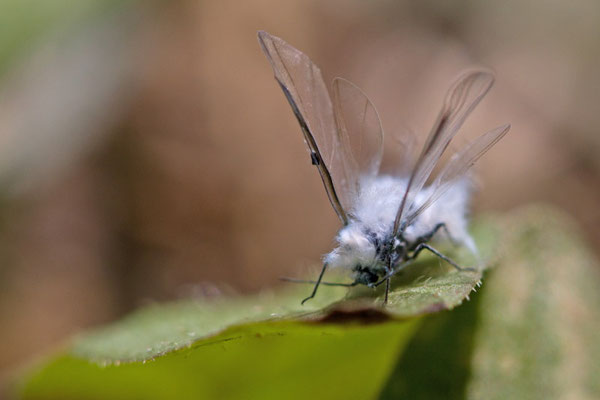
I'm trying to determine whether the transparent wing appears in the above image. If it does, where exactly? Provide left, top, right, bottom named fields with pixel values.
left=404, top=123, right=511, bottom=226
left=388, top=127, right=418, bottom=177
left=393, top=69, right=495, bottom=234
left=332, top=77, right=384, bottom=186
left=258, top=31, right=354, bottom=224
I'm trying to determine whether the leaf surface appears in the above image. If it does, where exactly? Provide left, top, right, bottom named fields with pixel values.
left=17, top=218, right=498, bottom=400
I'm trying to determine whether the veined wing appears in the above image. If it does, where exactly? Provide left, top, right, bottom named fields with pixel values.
left=388, top=127, right=418, bottom=177
left=258, top=31, right=352, bottom=224
left=404, top=123, right=511, bottom=226
left=393, top=69, right=495, bottom=234
left=332, top=77, right=384, bottom=188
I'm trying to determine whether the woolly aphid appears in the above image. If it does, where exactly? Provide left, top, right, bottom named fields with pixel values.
left=258, top=31, right=510, bottom=304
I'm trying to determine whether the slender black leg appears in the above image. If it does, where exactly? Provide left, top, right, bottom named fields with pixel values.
left=412, top=223, right=461, bottom=249
left=373, top=260, right=413, bottom=288
left=382, top=258, right=394, bottom=304
left=412, top=223, right=446, bottom=246
left=439, top=224, right=459, bottom=246
left=411, top=243, right=475, bottom=272
left=372, top=234, right=474, bottom=289
left=384, top=277, right=390, bottom=304
left=301, top=263, right=328, bottom=305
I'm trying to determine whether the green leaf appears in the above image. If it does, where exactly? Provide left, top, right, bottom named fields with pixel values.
left=0, top=0, right=133, bottom=77
left=15, top=219, right=497, bottom=399
left=378, top=205, right=600, bottom=400
left=378, top=284, right=482, bottom=400
left=21, top=320, right=419, bottom=400
left=466, top=206, right=600, bottom=399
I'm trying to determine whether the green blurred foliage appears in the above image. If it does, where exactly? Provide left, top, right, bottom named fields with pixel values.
left=379, top=286, right=480, bottom=399
left=0, top=0, right=133, bottom=76
left=22, top=321, right=418, bottom=400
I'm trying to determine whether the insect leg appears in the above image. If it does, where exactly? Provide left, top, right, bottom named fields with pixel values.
left=301, top=263, right=329, bottom=305
left=382, top=257, right=395, bottom=304
left=436, top=223, right=462, bottom=247
left=384, top=276, right=390, bottom=304
left=411, top=243, right=475, bottom=272
left=371, top=259, right=413, bottom=288
left=411, top=222, right=446, bottom=246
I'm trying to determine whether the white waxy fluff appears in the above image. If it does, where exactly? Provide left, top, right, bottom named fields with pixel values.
left=325, top=176, right=477, bottom=269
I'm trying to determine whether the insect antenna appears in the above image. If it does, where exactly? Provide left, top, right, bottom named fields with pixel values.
left=280, top=277, right=359, bottom=287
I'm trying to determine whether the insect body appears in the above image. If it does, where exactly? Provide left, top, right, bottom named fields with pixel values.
left=258, top=31, right=510, bottom=304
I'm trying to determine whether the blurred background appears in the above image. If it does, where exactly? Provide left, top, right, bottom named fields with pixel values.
left=1, top=0, right=599, bottom=388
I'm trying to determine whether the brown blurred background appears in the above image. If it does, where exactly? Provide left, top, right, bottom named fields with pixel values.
left=1, top=0, right=599, bottom=386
